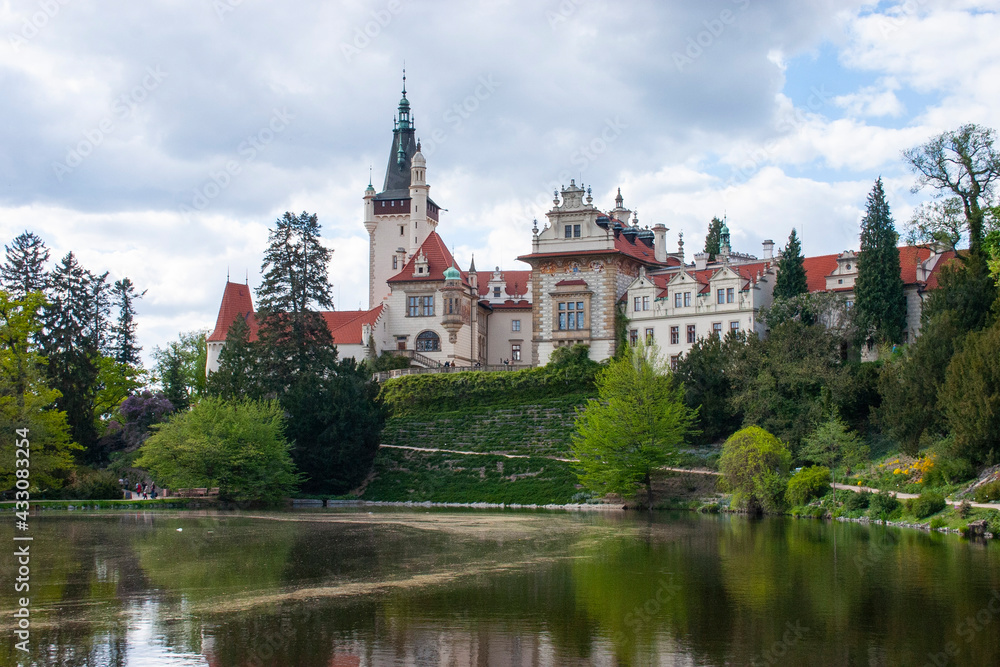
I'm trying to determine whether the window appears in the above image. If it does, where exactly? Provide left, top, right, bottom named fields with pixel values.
left=512, top=343, right=521, bottom=361
left=645, top=328, right=654, bottom=344
left=396, top=336, right=407, bottom=351
left=564, top=225, right=572, bottom=238
left=557, top=301, right=585, bottom=330
left=629, top=329, right=638, bottom=346
left=574, top=224, right=581, bottom=237
left=407, top=296, right=419, bottom=317
left=636, top=296, right=643, bottom=311
left=415, top=330, right=440, bottom=351
left=674, top=293, right=682, bottom=308
left=730, top=321, right=739, bottom=332
left=642, top=296, right=650, bottom=310
left=713, top=322, right=723, bottom=337
left=670, top=326, right=679, bottom=345
left=421, top=295, right=434, bottom=316
left=717, top=288, right=725, bottom=305
left=410, top=295, right=433, bottom=316
left=846, top=300, right=854, bottom=310
left=512, top=319, right=521, bottom=332
left=399, top=225, right=405, bottom=236
left=686, top=324, right=696, bottom=344
left=670, top=355, right=680, bottom=371
left=392, top=256, right=398, bottom=270
left=726, top=288, right=734, bottom=303
left=493, top=286, right=501, bottom=298
left=684, top=292, right=691, bottom=307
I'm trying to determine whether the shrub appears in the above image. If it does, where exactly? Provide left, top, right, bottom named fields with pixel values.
left=930, top=516, right=947, bottom=530
left=923, top=456, right=976, bottom=487
left=869, top=490, right=901, bottom=519
left=719, top=426, right=792, bottom=514
left=59, top=470, right=122, bottom=500
left=786, top=466, right=832, bottom=506
left=906, top=491, right=947, bottom=519
left=973, top=480, right=1000, bottom=503
left=843, top=489, right=871, bottom=511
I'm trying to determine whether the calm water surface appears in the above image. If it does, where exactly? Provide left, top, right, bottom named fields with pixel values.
left=1, top=508, right=998, bottom=666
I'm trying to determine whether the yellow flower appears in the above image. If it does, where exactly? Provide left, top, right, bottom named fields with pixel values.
left=893, top=469, right=901, bottom=475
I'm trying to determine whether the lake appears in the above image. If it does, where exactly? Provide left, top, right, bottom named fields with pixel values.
left=1, top=508, right=998, bottom=666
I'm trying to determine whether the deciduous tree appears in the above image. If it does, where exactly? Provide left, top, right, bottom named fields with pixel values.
left=719, top=426, right=791, bottom=514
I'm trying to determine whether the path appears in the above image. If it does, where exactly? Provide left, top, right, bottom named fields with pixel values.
left=378, top=444, right=721, bottom=475
left=831, top=482, right=999, bottom=511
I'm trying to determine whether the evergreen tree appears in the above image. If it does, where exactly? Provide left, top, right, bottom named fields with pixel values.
left=854, top=178, right=907, bottom=346
left=111, top=278, right=145, bottom=366
left=207, top=316, right=264, bottom=401
left=1, top=231, right=50, bottom=299
left=704, top=216, right=724, bottom=259
left=159, top=342, right=189, bottom=411
left=774, top=228, right=808, bottom=300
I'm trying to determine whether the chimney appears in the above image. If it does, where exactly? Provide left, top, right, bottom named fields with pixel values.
left=762, top=239, right=774, bottom=260
left=694, top=251, right=709, bottom=271
left=652, top=223, right=668, bottom=263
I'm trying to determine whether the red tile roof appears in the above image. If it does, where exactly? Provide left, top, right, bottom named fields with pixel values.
left=489, top=299, right=532, bottom=310
left=323, top=305, right=383, bottom=346
left=208, top=282, right=259, bottom=342
left=803, top=246, right=956, bottom=292
left=388, top=232, right=467, bottom=284
left=652, top=262, right=773, bottom=298
left=478, top=269, right=532, bottom=298
left=555, top=279, right=588, bottom=287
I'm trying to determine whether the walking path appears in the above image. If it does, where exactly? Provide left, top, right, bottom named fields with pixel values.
left=831, top=482, right=999, bottom=511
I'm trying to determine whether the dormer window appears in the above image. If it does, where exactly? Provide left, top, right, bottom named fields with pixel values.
left=418, top=267, right=424, bottom=274
left=493, top=286, right=501, bottom=298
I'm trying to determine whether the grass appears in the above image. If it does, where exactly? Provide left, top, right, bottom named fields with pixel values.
left=0, top=498, right=202, bottom=510
left=360, top=447, right=581, bottom=504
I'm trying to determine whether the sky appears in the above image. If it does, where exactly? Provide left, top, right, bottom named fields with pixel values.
left=2, top=0, right=999, bottom=366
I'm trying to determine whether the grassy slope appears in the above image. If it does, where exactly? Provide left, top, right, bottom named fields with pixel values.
left=362, top=393, right=592, bottom=503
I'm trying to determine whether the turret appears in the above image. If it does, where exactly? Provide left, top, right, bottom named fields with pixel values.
left=363, top=180, right=377, bottom=234
left=440, top=263, right=464, bottom=343
left=409, top=141, right=430, bottom=253
left=652, top=223, right=668, bottom=263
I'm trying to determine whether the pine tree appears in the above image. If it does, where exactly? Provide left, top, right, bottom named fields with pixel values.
left=206, top=316, right=263, bottom=400
left=704, top=217, right=724, bottom=259
left=111, top=278, right=145, bottom=366
left=855, top=178, right=907, bottom=345
left=1, top=231, right=50, bottom=299
left=774, top=228, right=808, bottom=300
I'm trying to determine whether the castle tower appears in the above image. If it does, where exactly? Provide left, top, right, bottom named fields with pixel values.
left=365, top=72, right=443, bottom=308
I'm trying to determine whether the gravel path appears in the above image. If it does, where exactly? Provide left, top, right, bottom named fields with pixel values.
left=830, top=482, right=999, bottom=511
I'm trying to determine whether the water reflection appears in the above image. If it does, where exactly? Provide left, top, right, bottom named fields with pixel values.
left=0, top=509, right=997, bottom=666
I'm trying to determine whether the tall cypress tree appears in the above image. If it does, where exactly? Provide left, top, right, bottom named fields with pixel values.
left=2, top=231, right=50, bottom=299
left=855, top=178, right=907, bottom=345
left=704, top=217, right=724, bottom=259
left=206, top=316, right=263, bottom=400
left=111, top=278, right=145, bottom=366
left=774, top=228, right=808, bottom=300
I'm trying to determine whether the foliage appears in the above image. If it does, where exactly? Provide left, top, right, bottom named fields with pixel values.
left=762, top=291, right=854, bottom=338
left=922, top=456, right=974, bottom=488
left=153, top=330, right=208, bottom=411
left=905, top=491, right=946, bottom=519
left=94, top=356, right=147, bottom=421
left=206, top=316, right=264, bottom=400
left=1, top=231, right=49, bottom=300
left=903, top=123, right=1000, bottom=255
left=921, top=252, right=998, bottom=334
left=987, top=226, right=1000, bottom=284
left=136, top=397, right=299, bottom=503
left=728, top=320, right=845, bottom=451
left=718, top=426, right=792, bottom=514
left=973, top=480, right=1000, bottom=503
left=843, top=489, right=871, bottom=511
left=774, top=228, right=807, bottom=300
left=0, top=291, right=79, bottom=493
left=110, top=277, right=145, bottom=366
left=786, top=466, right=831, bottom=507
left=868, top=490, right=901, bottom=520
left=93, top=390, right=175, bottom=465
left=836, top=361, right=882, bottom=434
left=799, top=415, right=868, bottom=472
left=572, top=341, right=697, bottom=506
left=57, top=469, right=122, bottom=500
left=380, top=344, right=600, bottom=415
left=363, top=350, right=411, bottom=374
left=674, top=331, right=743, bottom=445
left=704, top=216, right=724, bottom=259
left=941, top=318, right=1000, bottom=465
left=855, top=178, right=907, bottom=346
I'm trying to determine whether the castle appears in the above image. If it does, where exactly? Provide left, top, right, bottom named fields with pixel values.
left=206, top=80, right=954, bottom=376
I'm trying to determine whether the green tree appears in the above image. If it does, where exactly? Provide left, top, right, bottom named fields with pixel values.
left=855, top=178, right=907, bottom=345
left=0, top=291, right=79, bottom=493
left=1, top=231, right=49, bottom=300
left=675, top=331, right=744, bottom=445
left=153, top=330, right=209, bottom=409
left=572, top=341, right=697, bottom=507
left=111, top=277, right=145, bottom=366
left=799, top=415, right=868, bottom=472
left=774, top=228, right=808, bottom=300
left=206, top=316, right=264, bottom=401
left=704, top=216, right=724, bottom=259
left=719, top=426, right=791, bottom=514
left=903, top=123, right=1000, bottom=255
left=136, top=397, right=299, bottom=503
left=941, top=319, right=1000, bottom=465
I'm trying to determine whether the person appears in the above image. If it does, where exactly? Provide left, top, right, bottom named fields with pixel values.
left=142, top=483, right=149, bottom=500
left=151, top=483, right=157, bottom=499
left=444, top=360, right=450, bottom=368
left=136, top=481, right=142, bottom=498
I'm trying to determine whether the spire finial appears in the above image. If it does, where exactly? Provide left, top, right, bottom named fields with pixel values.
left=227, top=266, right=230, bottom=282
left=245, top=268, right=249, bottom=285
left=402, top=63, right=406, bottom=96
left=368, top=164, right=372, bottom=187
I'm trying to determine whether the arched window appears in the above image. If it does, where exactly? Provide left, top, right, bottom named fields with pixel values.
left=416, top=330, right=440, bottom=351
